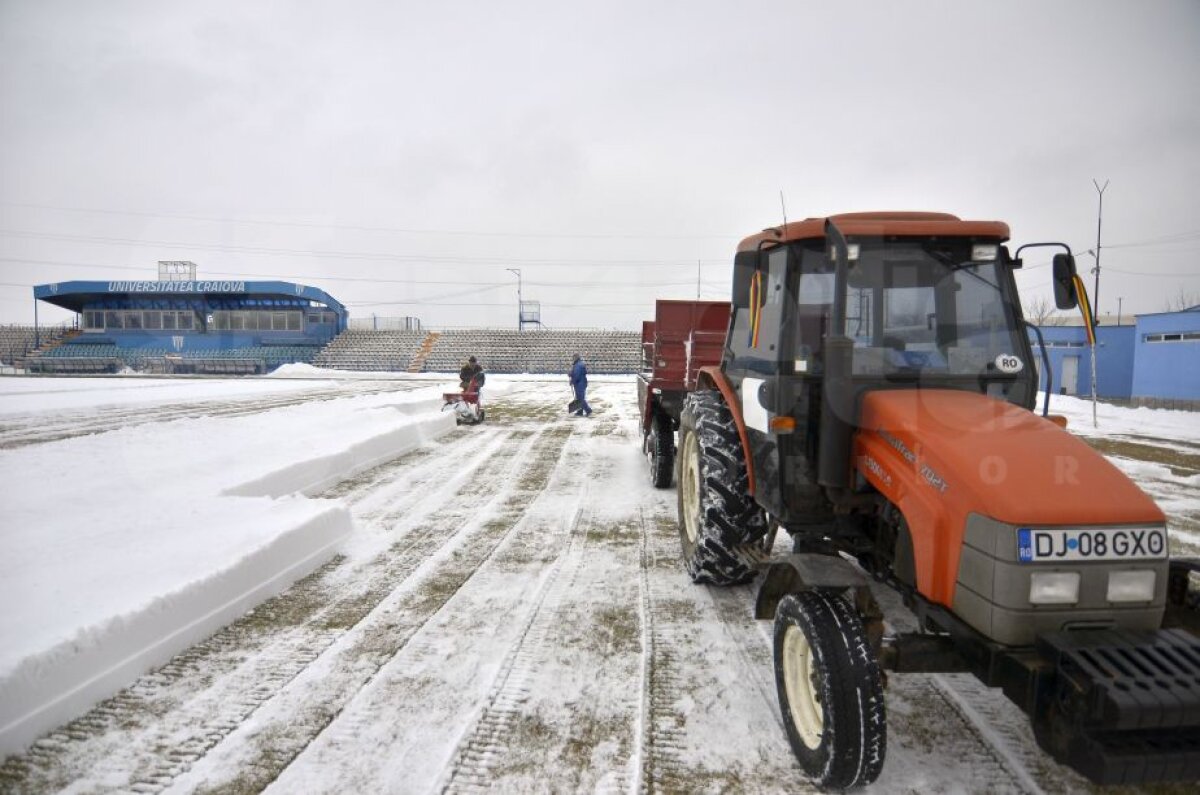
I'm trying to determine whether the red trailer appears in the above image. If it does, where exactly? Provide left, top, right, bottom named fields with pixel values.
left=637, top=300, right=731, bottom=487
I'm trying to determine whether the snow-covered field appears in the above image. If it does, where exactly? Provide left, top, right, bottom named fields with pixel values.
left=0, top=372, right=1196, bottom=793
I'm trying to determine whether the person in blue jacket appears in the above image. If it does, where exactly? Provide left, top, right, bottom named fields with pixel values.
left=569, top=353, right=592, bottom=416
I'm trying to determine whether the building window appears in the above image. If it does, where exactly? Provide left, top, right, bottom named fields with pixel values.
left=177, top=312, right=194, bottom=330
left=1144, top=332, right=1196, bottom=343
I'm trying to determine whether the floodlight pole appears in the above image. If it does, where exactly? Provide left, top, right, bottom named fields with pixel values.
left=1089, top=179, right=1107, bottom=428
left=506, top=268, right=522, bottom=331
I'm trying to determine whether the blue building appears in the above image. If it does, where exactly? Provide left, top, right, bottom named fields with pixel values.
left=32, top=279, right=347, bottom=373
left=1028, top=323, right=1135, bottom=399
left=1028, top=306, right=1200, bottom=402
left=1131, top=306, right=1200, bottom=401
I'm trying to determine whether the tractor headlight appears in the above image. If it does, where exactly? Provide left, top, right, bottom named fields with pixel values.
left=1107, top=570, right=1156, bottom=603
left=1029, top=572, right=1080, bottom=605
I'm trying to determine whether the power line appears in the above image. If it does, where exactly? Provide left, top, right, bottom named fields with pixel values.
left=0, top=228, right=729, bottom=268
left=1102, top=267, right=1200, bottom=278
left=0, top=257, right=705, bottom=288
left=1, top=200, right=739, bottom=241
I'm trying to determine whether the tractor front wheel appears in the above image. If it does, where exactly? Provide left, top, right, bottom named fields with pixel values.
left=774, top=590, right=887, bottom=789
left=676, top=390, right=767, bottom=585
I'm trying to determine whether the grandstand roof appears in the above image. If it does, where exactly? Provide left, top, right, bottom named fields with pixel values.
left=33, top=280, right=346, bottom=315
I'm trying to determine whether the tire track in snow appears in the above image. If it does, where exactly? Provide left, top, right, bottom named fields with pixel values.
left=164, top=425, right=578, bottom=793
left=636, top=509, right=702, bottom=794
left=888, top=675, right=1034, bottom=794
left=931, top=673, right=1081, bottom=794
left=439, top=503, right=594, bottom=793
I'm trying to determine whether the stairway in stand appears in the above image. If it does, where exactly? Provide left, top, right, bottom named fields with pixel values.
left=407, top=331, right=441, bottom=372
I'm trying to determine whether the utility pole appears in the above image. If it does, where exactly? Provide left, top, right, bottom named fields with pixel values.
left=1089, top=179, right=1108, bottom=429
left=697, top=260, right=701, bottom=299
left=506, top=268, right=522, bottom=331
left=1092, top=179, right=1108, bottom=322
left=1117, top=297, right=1123, bottom=326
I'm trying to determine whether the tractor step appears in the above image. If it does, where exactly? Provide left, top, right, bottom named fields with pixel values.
left=1035, top=628, right=1200, bottom=784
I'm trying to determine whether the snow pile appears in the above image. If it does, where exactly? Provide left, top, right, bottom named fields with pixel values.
left=1042, top=392, right=1200, bottom=443
left=0, top=376, right=457, bottom=755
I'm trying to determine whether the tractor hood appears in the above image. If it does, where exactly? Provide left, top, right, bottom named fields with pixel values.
left=856, top=389, right=1164, bottom=527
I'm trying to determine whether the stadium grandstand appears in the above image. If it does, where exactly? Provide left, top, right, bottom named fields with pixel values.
left=24, top=265, right=643, bottom=375
left=30, top=266, right=347, bottom=375
left=1, top=324, right=71, bottom=370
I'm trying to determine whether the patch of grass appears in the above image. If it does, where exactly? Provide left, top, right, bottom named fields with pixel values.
left=491, top=712, right=557, bottom=777
left=592, top=605, right=641, bottom=654
left=646, top=761, right=744, bottom=794
left=1082, top=437, right=1200, bottom=478
left=191, top=705, right=338, bottom=795
left=486, top=401, right=563, bottom=425
left=235, top=556, right=345, bottom=634
left=657, top=599, right=701, bottom=622
left=561, top=713, right=630, bottom=778
left=589, top=520, right=641, bottom=547
left=316, top=446, right=437, bottom=499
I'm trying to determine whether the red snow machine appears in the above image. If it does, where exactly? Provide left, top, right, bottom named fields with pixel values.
left=443, top=376, right=485, bottom=426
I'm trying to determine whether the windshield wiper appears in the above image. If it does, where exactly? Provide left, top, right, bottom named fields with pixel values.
left=928, top=251, right=1001, bottom=290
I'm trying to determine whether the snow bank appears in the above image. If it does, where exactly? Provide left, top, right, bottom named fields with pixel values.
left=1041, top=392, right=1200, bottom=444
left=0, top=379, right=456, bottom=755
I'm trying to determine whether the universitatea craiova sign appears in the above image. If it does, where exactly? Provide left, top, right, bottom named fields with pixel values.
left=106, top=281, right=249, bottom=293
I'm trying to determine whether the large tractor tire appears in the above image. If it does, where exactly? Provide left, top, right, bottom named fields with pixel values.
left=773, top=590, right=887, bottom=789
left=649, top=411, right=675, bottom=489
left=676, top=390, right=768, bottom=585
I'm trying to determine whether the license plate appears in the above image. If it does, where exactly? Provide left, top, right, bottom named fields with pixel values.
left=1017, top=527, right=1167, bottom=563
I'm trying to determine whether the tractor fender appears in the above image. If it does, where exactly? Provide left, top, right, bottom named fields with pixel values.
left=695, top=365, right=757, bottom=494
left=755, top=554, right=885, bottom=651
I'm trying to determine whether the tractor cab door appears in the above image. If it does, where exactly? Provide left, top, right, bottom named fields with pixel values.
left=725, top=246, right=791, bottom=516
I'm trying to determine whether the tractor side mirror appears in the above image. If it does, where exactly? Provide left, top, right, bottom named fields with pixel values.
left=732, top=250, right=757, bottom=307
left=1052, top=253, right=1079, bottom=310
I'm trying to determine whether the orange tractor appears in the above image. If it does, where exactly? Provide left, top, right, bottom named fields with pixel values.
left=675, top=212, right=1200, bottom=788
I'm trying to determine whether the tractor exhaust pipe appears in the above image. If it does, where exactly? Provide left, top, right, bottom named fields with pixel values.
left=818, top=219, right=855, bottom=489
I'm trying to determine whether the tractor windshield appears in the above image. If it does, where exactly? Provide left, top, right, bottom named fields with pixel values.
left=796, top=241, right=1029, bottom=379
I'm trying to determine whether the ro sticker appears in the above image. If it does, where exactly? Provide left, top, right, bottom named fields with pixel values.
left=995, top=354, right=1024, bottom=374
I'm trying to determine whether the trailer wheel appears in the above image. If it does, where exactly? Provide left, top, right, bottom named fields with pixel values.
left=774, top=591, right=886, bottom=789
left=649, top=412, right=675, bottom=488
left=677, top=390, right=767, bottom=585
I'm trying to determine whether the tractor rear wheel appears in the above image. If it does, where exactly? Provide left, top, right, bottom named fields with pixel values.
left=774, top=591, right=887, bottom=789
left=649, top=411, right=674, bottom=488
left=676, top=390, right=767, bottom=585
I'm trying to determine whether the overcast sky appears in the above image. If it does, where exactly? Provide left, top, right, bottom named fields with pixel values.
left=2, top=0, right=1198, bottom=330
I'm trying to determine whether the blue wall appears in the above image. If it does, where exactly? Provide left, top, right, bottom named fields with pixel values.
left=1131, top=308, right=1200, bottom=400
left=1027, top=325, right=1134, bottom=398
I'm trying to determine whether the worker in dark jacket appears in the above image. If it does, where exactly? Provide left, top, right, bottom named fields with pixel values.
left=460, top=356, right=485, bottom=396
left=568, top=353, right=592, bottom=416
